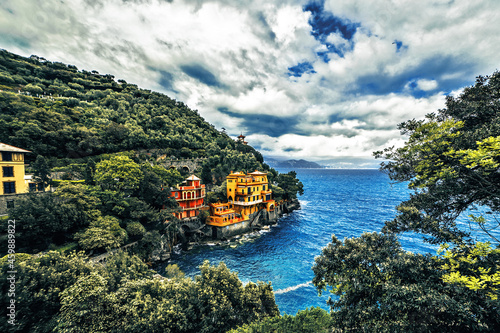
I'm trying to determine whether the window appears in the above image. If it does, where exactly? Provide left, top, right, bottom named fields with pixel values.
left=6, top=200, right=14, bottom=209
left=2, top=167, right=14, bottom=177
left=3, top=181, right=16, bottom=194
left=1, top=152, right=12, bottom=161
left=29, top=183, right=37, bottom=192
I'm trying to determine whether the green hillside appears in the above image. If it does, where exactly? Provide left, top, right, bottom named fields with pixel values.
left=0, top=49, right=268, bottom=180
left=0, top=50, right=303, bottom=255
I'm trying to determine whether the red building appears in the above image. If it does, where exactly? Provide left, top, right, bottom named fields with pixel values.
left=170, top=175, right=206, bottom=219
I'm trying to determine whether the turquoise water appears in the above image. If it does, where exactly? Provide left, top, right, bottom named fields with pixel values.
left=166, top=168, right=496, bottom=315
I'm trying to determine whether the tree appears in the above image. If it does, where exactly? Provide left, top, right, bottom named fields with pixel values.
left=0, top=251, right=94, bottom=333
left=84, top=158, right=96, bottom=185
left=194, top=261, right=280, bottom=333
left=94, top=155, right=143, bottom=191
left=439, top=241, right=500, bottom=300
left=229, top=307, right=331, bottom=333
left=276, top=171, right=304, bottom=201
left=75, top=215, right=127, bottom=251
left=312, top=233, right=499, bottom=332
left=6, top=188, right=98, bottom=252
left=103, top=251, right=153, bottom=291
left=311, top=72, right=500, bottom=331
left=136, top=163, right=181, bottom=209
left=32, top=155, right=51, bottom=188
left=24, top=83, right=43, bottom=95
left=55, top=271, right=121, bottom=333
left=164, top=263, right=186, bottom=279
left=374, top=72, right=500, bottom=245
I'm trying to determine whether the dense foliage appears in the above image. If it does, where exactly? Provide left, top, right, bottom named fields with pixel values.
left=0, top=252, right=278, bottom=333
left=229, top=307, right=331, bottom=333
left=312, top=73, right=500, bottom=331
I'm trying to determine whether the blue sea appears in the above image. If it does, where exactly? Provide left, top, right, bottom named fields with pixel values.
left=167, top=168, right=497, bottom=315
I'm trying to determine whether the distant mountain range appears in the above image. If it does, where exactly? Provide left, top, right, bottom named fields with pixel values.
left=265, top=158, right=324, bottom=169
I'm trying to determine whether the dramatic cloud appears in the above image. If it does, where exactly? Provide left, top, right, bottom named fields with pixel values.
left=1, top=0, right=499, bottom=166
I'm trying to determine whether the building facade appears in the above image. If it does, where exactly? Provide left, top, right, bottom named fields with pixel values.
left=226, top=170, right=275, bottom=220
left=206, top=202, right=243, bottom=227
left=170, top=175, right=206, bottom=219
left=1, top=143, right=33, bottom=196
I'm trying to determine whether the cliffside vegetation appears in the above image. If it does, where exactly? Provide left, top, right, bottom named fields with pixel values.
left=0, top=49, right=303, bottom=256
left=0, top=251, right=279, bottom=333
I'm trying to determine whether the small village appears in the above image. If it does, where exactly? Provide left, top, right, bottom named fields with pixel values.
left=0, top=140, right=297, bottom=249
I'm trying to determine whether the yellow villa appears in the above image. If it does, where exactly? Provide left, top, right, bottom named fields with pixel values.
left=225, top=170, right=275, bottom=220
left=0, top=143, right=35, bottom=195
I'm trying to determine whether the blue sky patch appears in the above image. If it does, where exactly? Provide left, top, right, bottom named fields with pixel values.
left=157, top=70, right=177, bottom=92
left=393, top=40, right=408, bottom=52
left=288, top=62, right=316, bottom=77
left=304, top=0, right=360, bottom=60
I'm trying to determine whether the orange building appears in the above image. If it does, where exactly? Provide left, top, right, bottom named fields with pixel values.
left=206, top=202, right=244, bottom=227
left=170, top=175, right=206, bottom=219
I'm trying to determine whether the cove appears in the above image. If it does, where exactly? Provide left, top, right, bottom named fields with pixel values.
left=163, top=168, right=492, bottom=314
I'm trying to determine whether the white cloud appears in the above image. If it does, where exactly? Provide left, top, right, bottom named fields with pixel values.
left=1, top=0, right=499, bottom=164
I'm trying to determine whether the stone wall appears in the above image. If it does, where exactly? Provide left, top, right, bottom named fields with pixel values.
left=159, top=158, right=206, bottom=173
left=206, top=199, right=300, bottom=241
left=0, top=192, right=50, bottom=215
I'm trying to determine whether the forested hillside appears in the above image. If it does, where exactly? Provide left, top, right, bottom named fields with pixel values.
left=0, top=49, right=272, bottom=180
left=0, top=50, right=303, bottom=254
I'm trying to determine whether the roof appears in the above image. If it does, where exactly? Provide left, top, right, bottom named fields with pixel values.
left=248, top=170, right=267, bottom=175
left=0, top=143, right=31, bottom=153
left=186, top=175, right=201, bottom=181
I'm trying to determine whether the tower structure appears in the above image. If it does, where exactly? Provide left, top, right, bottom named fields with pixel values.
left=237, top=134, right=248, bottom=145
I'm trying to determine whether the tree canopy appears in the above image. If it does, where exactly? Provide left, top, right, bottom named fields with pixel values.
left=313, top=72, right=500, bottom=331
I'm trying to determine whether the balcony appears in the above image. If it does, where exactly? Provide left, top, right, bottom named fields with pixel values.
left=235, top=189, right=248, bottom=195
left=176, top=194, right=205, bottom=201
left=213, top=209, right=235, bottom=216
left=206, top=216, right=245, bottom=227
left=182, top=204, right=205, bottom=211
left=231, top=199, right=263, bottom=206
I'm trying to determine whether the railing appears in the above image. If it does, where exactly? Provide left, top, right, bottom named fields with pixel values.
left=206, top=216, right=245, bottom=227
left=182, top=204, right=205, bottom=211
left=176, top=195, right=205, bottom=201
left=235, top=189, right=248, bottom=195
left=231, top=199, right=263, bottom=206
left=213, top=209, right=235, bottom=215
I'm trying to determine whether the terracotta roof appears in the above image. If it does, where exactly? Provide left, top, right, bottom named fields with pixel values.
left=0, top=143, right=31, bottom=153
left=186, top=175, right=201, bottom=181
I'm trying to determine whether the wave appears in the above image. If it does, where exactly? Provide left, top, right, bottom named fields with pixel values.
left=274, top=281, right=312, bottom=294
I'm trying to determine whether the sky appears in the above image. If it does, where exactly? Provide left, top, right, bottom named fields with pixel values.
left=1, top=0, right=499, bottom=167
